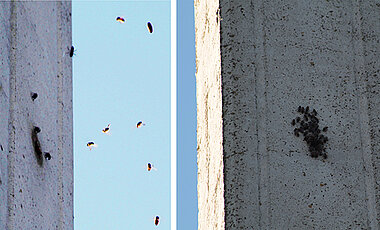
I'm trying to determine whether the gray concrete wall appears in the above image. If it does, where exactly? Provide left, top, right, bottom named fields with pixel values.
left=195, top=0, right=380, bottom=229
left=0, top=1, right=73, bottom=229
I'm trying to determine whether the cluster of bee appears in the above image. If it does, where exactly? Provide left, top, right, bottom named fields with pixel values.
left=31, top=126, right=52, bottom=166
left=292, top=106, right=329, bottom=159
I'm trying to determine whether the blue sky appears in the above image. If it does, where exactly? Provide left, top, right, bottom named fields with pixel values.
left=73, top=1, right=171, bottom=229
left=73, top=1, right=197, bottom=229
left=177, top=0, right=197, bottom=229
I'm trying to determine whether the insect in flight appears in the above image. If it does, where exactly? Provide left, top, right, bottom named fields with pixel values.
left=147, top=163, right=157, bottom=172
left=86, top=142, right=97, bottom=150
left=147, top=22, right=153, bottom=33
left=116, top=16, right=125, bottom=23
left=136, top=121, right=146, bottom=128
left=102, top=124, right=111, bottom=134
left=154, top=216, right=159, bottom=226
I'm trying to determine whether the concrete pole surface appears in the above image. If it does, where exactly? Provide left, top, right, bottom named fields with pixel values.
left=0, top=1, right=73, bottom=229
left=195, top=0, right=379, bottom=229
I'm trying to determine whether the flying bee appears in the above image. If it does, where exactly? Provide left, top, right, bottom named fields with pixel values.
left=136, top=121, right=146, bottom=128
left=102, top=124, right=111, bottom=134
left=147, top=163, right=157, bottom=172
left=116, top=16, right=125, bottom=23
left=86, top=142, right=97, bottom=150
left=154, top=216, right=159, bottom=226
left=147, top=22, right=153, bottom=33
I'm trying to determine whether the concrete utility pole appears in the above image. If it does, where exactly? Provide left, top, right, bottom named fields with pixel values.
left=0, top=1, right=73, bottom=229
left=195, top=0, right=379, bottom=229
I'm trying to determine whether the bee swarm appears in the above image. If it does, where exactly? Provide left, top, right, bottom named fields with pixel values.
left=292, top=106, right=328, bottom=159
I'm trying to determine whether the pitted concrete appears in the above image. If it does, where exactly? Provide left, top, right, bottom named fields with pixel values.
left=195, top=0, right=379, bottom=229
left=0, top=1, right=73, bottom=229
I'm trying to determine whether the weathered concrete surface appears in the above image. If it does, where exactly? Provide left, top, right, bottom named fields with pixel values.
left=195, top=0, right=224, bottom=229
left=0, top=1, right=73, bottom=229
left=195, top=0, right=379, bottom=229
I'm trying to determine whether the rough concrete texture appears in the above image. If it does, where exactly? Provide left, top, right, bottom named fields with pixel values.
left=195, top=0, right=225, bottom=229
left=0, top=1, right=73, bottom=229
left=195, top=0, right=379, bottom=229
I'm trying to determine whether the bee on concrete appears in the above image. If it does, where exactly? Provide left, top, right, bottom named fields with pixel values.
left=147, top=22, right=153, bottom=33
left=291, top=119, right=296, bottom=126
left=31, top=92, right=38, bottom=101
left=305, top=106, right=309, bottom=113
left=294, top=128, right=300, bottom=137
left=304, top=114, right=308, bottom=121
left=300, top=107, right=305, bottom=114
left=87, top=142, right=97, bottom=150
left=102, top=124, right=111, bottom=134
left=311, top=109, right=317, bottom=116
left=69, top=46, right=75, bottom=57
left=304, top=134, right=311, bottom=142
left=296, top=117, right=301, bottom=123
left=298, top=127, right=305, bottom=134
left=310, top=115, right=319, bottom=123
left=310, top=150, right=319, bottom=158
left=303, top=129, right=309, bottom=136
left=34, top=126, right=41, bottom=133
left=322, top=126, right=328, bottom=132
left=136, top=121, right=146, bottom=128
left=298, top=106, right=302, bottom=113
left=154, top=216, right=160, bottom=226
left=32, top=126, right=42, bottom=163
left=116, top=16, right=125, bottom=23
left=44, top=152, right=51, bottom=160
